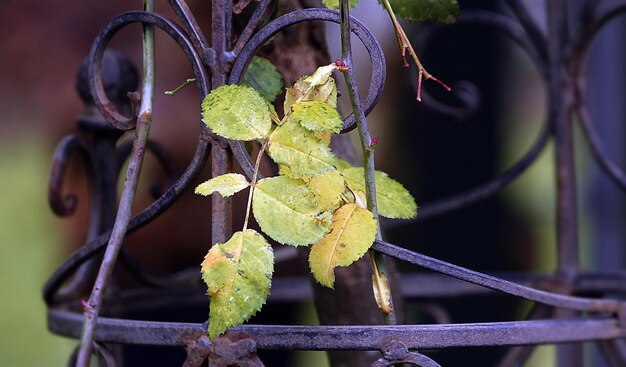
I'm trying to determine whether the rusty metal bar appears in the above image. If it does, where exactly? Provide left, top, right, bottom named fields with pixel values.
left=547, top=1, right=584, bottom=366
left=209, top=0, right=233, bottom=245
left=548, top=0, right=579, bottom=283
left=48, top=309, right=626, bottom=350
left=372, top=240, right=623, bottom=315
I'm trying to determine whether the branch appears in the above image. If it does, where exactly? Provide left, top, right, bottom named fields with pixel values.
left=75, top=1, right=155, bottom=365
left=379, top=0, right=451, bottom=101
left=339, top=0, right=396, bottom=325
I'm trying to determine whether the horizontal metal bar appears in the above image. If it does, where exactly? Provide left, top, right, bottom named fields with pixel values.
left=60, top=270, right=626, bottom=318
left=372, top=240, right=625, bottom=314
left=403, top=271, right=626, bottom=298
left=48, top=309, right=626, bottom=350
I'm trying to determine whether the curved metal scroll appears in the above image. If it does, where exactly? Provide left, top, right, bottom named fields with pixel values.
left=48, top=135, right=94, bottom=217
left=44, top=11, right=215, bottom=304
left=87, top=11, right=210, bottom=129
left=400, top=8, right=551, bottom=220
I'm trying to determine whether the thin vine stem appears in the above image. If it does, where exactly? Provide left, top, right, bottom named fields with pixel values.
left=76, top=1, right=155, bottom=365
left=164, top=78, right=196, bottom=96
left=339, top=0, right=396, bottom=325
left=379, top=0, right=451, bottom=101
left=242, top=139, right=268, bottom=231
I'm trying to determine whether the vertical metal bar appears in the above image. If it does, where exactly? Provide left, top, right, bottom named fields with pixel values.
left=548, top=0, right=579, bottom=280
left=210, top=0, right=233, bottom=245
left=547, top=1, right=583, bottom=366
left=211, top=0, right=232, bottom=84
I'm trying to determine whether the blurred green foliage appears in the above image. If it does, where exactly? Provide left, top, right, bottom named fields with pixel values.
left=0, top=138, right=75, bottom=366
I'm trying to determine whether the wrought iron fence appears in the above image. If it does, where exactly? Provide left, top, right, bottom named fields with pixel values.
left=44, top=0, right=626, bottom=366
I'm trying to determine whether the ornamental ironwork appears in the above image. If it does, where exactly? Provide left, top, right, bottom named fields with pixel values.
left=45, top=1, right=626, bottom=366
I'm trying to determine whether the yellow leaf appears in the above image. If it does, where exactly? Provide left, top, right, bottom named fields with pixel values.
left=201, top=85, right=271, bottom=141
left=335, top=158, right=354, bottom=171
left=284, top=64, right=338, bottom=112
left=308, top=170, right=345, bottom=211
left=277, top=164, right=299, bottom=179
left=253, top=176, right=332, bottom=246
left=341, top=167, right=417, bottom=219
left=290, top=101, right=343, bottom=134
left=268, top=120, right=336, bottom=177
left=315, top=131, right=332, bottom=144
left=201, top=230, right=274, bottom=340
left=195, top=173, right=250, bottom=198
left=309, top=203, right=377, bottom=288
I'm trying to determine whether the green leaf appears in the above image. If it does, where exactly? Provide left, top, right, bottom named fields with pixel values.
left=309, top=203, right=377, bottom=288
left=277, top=164, right=299, bottom=179
left=323, top=0, right=360, bottom=10
left=284, top=65, right=338, bottom=112
left=335, top=158, right=354, bottom=171
left=315, top=132, right=332, bottom=144
left=341, top=167, right=417, bottom=219
left=195, top=173, right=250, bottom=198
left=244, top=56, right=284, bottom=103
left=201, top=84, right=271, bottom=141
left=308, top=170, right=345, bottom=211
left=268, top=120, right=336, bottom=177
left=385, top=0, right=459, bottom=24
left=253, top=176, right=331, bottom=246
left=201, top=229, right=274, bottom=340
left=291, top=101, right=343, bottom=134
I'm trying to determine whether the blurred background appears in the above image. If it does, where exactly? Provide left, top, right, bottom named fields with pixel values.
left=0, top=0, right=624, bottom=366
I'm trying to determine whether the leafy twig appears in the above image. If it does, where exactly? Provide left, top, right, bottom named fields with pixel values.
left=339, top=0, right=396, bottom=324
left=75, top=1, right=155, bottom=365
left=379, top=0, right=451, bottom=101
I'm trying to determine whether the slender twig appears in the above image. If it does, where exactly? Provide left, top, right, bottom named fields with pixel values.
left=164, top=78, right=196, bottom=96
left=242, top=139, right=268, bottom=231
left=75, top=1, right=155, bottom=365
left=339, top=0, right=396, bottom=325
left=379, top=0, right=451, bottom=101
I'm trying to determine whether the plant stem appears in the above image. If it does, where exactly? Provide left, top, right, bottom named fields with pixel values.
left=164, top=78, right=196, bottom=96
left=242, top=139, right=268, bottom=231
left=339, top=0, right=396, bottom=325
left=379, top=0, right=451, bottom=101
left=75, top=1, right=155, bottom=365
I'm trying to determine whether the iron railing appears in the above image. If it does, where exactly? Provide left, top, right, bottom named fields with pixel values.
left=44, top=0, right=626, bottom=366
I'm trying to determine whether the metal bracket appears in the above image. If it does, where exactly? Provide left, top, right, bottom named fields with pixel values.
left=371, top=341, right=441, bottom=367
left=208, top=332, right=264, bottom=367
